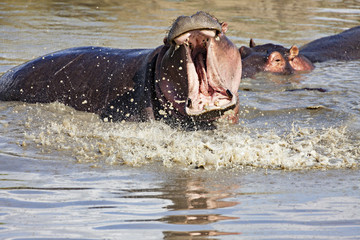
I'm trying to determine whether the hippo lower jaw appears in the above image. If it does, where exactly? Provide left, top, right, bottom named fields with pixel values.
left=186, top=97, right=237, bottom=121
left=185, top=88, right=237, bottom=118
left=174, top=29, right=237, bottom=118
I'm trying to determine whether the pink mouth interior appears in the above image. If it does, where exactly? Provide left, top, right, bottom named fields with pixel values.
left=174, top=30, right=236, bottom=116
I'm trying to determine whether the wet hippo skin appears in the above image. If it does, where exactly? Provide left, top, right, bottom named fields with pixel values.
left=300, top=26, right=360, bottom=62
left=0, top=11, right=242, bottom=129
left=240, top=26, right=360, bottom=78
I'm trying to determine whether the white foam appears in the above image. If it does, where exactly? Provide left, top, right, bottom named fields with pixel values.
left=20, top=102, right=359, bottom=170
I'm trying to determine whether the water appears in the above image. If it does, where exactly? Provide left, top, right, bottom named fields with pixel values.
left=0, top=0, right=359, bottom=239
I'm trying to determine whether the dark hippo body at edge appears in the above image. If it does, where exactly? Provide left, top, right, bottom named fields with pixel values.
left=0, top=46, right=160, bottom=122
left=240, top=26, right=360, bottom=78
left=0, top=11, right=243, bottom=129
left=300, top=26, right=360, bottom=62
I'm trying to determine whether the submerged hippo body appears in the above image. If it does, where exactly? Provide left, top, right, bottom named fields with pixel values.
left=300, top=26, right=360, bottom=62
left=0, top=12, right=242, bottom=128
left=240, top=26, right=360, bottom=78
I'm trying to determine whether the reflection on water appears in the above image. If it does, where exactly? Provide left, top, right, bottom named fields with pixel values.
left=120, top=175, right=241, bottom=239
left=157, top=177, right=240, bottom=238
left=2, top=155, right=359, bottom=239
left=1, top=0, right=360, bottom=239
left=162, top=230, right=240, bottom=239
left=0, top=155, right=243, bottom=239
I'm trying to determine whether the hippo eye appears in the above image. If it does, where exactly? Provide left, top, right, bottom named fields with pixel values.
left=275, top=58, right=281, bottom=62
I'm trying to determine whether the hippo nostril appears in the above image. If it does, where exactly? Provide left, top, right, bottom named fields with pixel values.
left=226, top=89, right=233, bottom=99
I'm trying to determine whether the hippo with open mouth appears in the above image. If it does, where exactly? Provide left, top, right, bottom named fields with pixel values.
left=0, top=11, right=242, bottom=129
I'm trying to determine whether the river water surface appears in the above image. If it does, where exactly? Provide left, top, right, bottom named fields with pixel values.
left=1, top=0, right=360, bottom=239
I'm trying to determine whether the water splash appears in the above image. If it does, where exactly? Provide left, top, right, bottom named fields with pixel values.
left=16, top=102, right=359, bottom=170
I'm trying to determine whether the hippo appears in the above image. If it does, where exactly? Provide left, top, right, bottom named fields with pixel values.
left=240, top=40, right=314, bottom=78
left=0, top=11, right=242, bottom=129
left=240, top=26, right=360, bottom=78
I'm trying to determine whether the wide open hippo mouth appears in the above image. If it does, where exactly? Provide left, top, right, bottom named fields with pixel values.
left=156, top=11, right=242, bottom=122
left=173, top=29, right=238, bottom=119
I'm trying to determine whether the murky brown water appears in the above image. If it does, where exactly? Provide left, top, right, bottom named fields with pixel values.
left=1, top=0, right=360, bottom=239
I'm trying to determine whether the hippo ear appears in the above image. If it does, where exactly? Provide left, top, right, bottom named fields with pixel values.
left=239, top=46, right=253, bottom=58
left=249, top=38, right=256, bottom=48
left=289, top=45, right=299, bottom=60
left=221, top=22, right=228, bottom=33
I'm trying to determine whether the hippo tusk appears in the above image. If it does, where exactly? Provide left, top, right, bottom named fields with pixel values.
left=226, top=89, right=233, bottom=99
left=187, top=98, right=192, bottom=108
left=171, top=44, right=180, bottom=57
